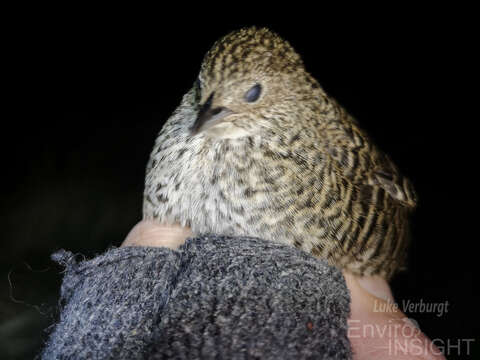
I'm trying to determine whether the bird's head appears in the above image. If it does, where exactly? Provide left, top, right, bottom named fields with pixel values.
left=190, top=27, right=324, bottom=139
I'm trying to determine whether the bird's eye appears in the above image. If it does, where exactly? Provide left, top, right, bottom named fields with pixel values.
left=244, top=84, right=262, bottom=103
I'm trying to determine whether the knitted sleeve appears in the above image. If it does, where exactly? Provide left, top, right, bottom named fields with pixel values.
left=41, top=236, right=351, bottom=359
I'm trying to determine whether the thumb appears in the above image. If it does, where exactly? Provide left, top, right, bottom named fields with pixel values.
left=122, top=220, right=193, bottom=249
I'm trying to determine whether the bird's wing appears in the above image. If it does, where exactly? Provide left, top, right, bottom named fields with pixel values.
left=324, top=111, right=417, bottom=209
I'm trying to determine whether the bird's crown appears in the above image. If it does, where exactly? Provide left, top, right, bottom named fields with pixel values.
left=199, top=27, right=304, bottom=84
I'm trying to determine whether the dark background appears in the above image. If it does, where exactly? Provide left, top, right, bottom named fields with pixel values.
left=1, top=10, right=477, bottom=359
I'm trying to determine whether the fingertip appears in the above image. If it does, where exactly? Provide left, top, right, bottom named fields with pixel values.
left=122, top=220, right=193, bottom=249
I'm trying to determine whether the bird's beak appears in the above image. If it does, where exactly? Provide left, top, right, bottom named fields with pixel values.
left=190, top=93, right=233, bottom=135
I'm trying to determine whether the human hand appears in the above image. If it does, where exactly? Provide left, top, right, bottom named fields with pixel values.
left=344, top=272, right=446, bottom=359
left=121, top=222, right=445, bottom=359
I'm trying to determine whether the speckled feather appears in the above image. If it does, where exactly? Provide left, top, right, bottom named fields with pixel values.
left=143, top=27, right=417, bottom=279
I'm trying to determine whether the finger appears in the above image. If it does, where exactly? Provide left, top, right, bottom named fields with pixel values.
left=343, top=271, right=446, bottom=359
left=122, top=220, right=192, bottom=249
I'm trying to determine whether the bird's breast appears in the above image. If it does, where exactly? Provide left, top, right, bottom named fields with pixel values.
left=144, top=132, right=332, bottom=246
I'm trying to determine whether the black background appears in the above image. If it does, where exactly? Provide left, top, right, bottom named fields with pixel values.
left=1, top=9, right=477, bottom=359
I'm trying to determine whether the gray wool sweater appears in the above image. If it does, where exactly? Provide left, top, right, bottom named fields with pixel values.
left=41, top=235, right=352, bottom=359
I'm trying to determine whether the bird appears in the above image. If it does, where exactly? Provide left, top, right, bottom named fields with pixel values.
left=143, top=27, right=417, bottom=279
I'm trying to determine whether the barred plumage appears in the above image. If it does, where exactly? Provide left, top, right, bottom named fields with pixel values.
left=143, top=27, right=417, bottom=279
